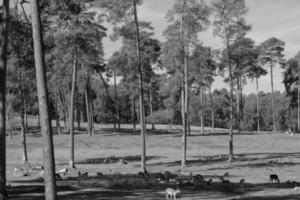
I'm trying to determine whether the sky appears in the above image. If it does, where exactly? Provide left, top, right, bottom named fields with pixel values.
left=102, top=0, right=300, bottom=94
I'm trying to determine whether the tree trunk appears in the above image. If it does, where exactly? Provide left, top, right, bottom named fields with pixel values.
left=90, top=98, right=95, bottom=136
left=209, top=86, right=215, bottom=133
left=181, top=0, right=188, bottom=168
left=132, top=95, right=136, bottom=132
left=0, top=1, right=9, bottom=198
left=54, top=93, right=62, bottom=135
left=288, top=96, right=292, bottom=133
left=69, top=57, right=77, bottom=168
left=149, top=92, right=155, bottom=130
left=256, top=77, right=260, bottom=133
left=270, top=60, right=276, bottom=133
left=59, top=88, right=68, bottom=131
left=20, top=76, right=28, bottom=165
left=31, top=0, right=57, bottom=198
left=76, top=109, right=81, bottom=130
left=133, top=0, right=147, bottom=173
left=297, top=86, right=300, bottom=132
left=236, top=77, right=240, bottom=134
left=85, top=90, right=92, bottom=136
left=114, top=70, right=120, bottom=131
left=37, top=111, right=40, bottom=128
left=200, top=86, right=204, bottom=134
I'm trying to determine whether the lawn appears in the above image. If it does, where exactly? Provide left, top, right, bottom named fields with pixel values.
left=6, top=122, right=300, bottom=199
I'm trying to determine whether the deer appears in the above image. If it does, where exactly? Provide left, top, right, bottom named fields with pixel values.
left=165, top=188, right=180, bottom=200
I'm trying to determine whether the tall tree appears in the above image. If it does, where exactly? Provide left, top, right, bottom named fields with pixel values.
left=283, top=58, right=298, bottom=132
left=31, top=0, right=57, bottom=199
left=164, top=0, right=210, bottom=167
left=259, top=37, right=285, bottom=132
left=247, top=47, right=267, bottom=133
left=0, top=1, right=9, bottom=198
left=212, top=0, right=250, bottom=161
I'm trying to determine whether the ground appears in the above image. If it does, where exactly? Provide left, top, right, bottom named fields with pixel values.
left=6, top=122, right=300, bottom=200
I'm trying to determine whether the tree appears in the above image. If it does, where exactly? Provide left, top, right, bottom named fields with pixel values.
left=212, top=0, right=250, bottom=161
left=49, top=0, right=106, bottom=167
left=283, top=58, right=298, bottom=132
left=31, top=0, right=57, bottom=199
left=190, top=45, right=217, bottom=134
left=229, top=36, right=257, bottom=132
left=247, top=47, right=267, bottom=133
left=95, top=0, right=161, bottom=172
left=259, top=37, right=285, bottom=132
left=0, top=1, right=9, bottom=198
left=164, top=0, right=210, bottom=167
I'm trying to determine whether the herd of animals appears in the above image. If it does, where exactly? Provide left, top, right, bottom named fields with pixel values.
left=11, top=164, right=300, bottom=200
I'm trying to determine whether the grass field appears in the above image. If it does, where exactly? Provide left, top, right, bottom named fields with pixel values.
left=6, top=121, right=300, bottom=199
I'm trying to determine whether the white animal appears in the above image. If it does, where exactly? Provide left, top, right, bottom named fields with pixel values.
left=295, top=186, right=299, bottom=191
left=56, top=168, right=68, bottom=175
left=13, top=167, right=23, bottom=176
left=165, top=188, right=180, bottom=200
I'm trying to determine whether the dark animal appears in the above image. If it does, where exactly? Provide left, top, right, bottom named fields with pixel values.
left=96, top=172, right=103, bottom=177
left=193, top=174, right=206, bottom=189
left=269, top=174, right=280, bottom=183
left=219, top=176, right=230, bottom=183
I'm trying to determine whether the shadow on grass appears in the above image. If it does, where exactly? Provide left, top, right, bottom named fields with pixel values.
left=77, top=155, right=164, bottom=165
left=149, top=152, right=300, bottom=168
left=93, top=128, right=182, bottom=136
left=8, top=174, right=300, bottom=200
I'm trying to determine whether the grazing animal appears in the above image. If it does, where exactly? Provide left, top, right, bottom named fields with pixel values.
left=165, top=188, right=180, bottom=200
left=192, top=174, right=205, bottom=189
left=269, top=174, right=280, bottom=183
left=295, top=186, right=299, bottom=191
left=207, top=178, right=213, bottom=185
left=56, top=168, right=68, bottom=176
left=55, top=173, right=62, bottom=180
left=219, top=176, right=230, bottom=183
left=138, top=170, right=150, bottom=179
left=13, top=167, right=23, bottom=176
left=239, top=179, right=245, bottom=184
left=223, top=172, right=229, bottom=177
left=96, top=172, right=103, bottom=177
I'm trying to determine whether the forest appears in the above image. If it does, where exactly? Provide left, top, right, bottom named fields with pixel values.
left=1, top=0, right=300, bottom=199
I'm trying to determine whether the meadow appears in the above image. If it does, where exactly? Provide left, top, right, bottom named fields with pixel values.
left=6, top=122, right=300, bottom=199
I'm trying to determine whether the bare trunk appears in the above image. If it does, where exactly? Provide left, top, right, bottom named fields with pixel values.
left=149, top=92, right=155, bottom=130
left=76, top=109, right=81, bottom=130
left=236, top=77, right=240, bottom=134
left=200, top=86, right=204, bottom=134
left=133, top=1, right=147, bottom=173
left=54, top=93, right=62, bottom=135
left=132, top=95, right=136, bottom=131
left=0, top=1, right=9, bottom=198
left=37, top=111, right=40, bottom=128
left=31, top=0, right=57, bottom=198
left=270, top=60, right=276, bottom=132
left=85, top=90, right=92, bottom=136
left=20, top=77, right=28, bottom=165
left=256, top=77, right=260, bottom=133
left=90, top=98, right=95, bottom=136
left=209, top=86, right=215, bottom=133
left=69, top=57, right=77, bottom=168
left=114, top=70, right=120, bottom=131
left=59, top=88, right=68, bottom=131
left=297, top=87, right=300, bottom=132
left=181, top=0, right=187, bottom=168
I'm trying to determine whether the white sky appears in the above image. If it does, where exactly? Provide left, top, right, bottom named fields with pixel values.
left=103, top=0, right=300, bottom=94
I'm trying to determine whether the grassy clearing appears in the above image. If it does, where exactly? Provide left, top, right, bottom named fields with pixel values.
left=5, top=121, right=300, bottom=199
